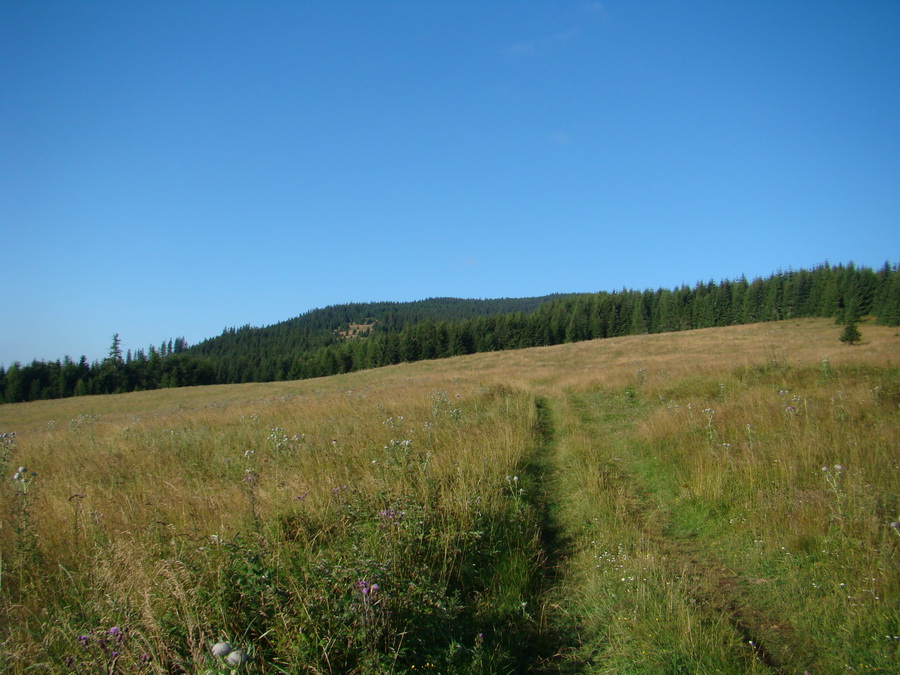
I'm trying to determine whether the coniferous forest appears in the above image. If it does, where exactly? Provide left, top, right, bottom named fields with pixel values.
left=3, top=262, right=898, bottom=404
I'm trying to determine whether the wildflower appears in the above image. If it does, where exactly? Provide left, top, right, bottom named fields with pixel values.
left=211, top=641, right=232, bottom=657
left=357, top=579, right=379, bottom=596
left=378, top=507, right=403, bottom=524
left=833, top=464, right=844, bottom=472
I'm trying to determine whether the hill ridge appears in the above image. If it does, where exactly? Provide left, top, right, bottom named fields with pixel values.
left=2, top=262, right=897, bottom=403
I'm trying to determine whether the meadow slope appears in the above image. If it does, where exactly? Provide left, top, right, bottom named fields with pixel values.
left=1, top=319, right=897, bottom=673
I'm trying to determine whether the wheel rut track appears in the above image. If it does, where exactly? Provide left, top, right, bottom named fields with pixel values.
left=651, top=533, right=818, bottom=673
left=550, top=389, right=818, bottom=674
left=515, top=396, right=584, bottom=673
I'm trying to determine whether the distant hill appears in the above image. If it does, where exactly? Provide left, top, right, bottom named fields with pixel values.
left=183, top=295, right=574, bottom=382
left=1, top=262, right=897, bottom=402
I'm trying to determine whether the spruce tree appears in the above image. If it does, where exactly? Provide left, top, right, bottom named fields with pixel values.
left=839, top=321, right=862, bottom=345
left=108, top=333, right=123, bottom=364
left=104, top=334, right=124, bottom=393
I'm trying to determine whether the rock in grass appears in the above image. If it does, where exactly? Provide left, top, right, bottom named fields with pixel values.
left=211, top=641, right=232, bottom=658
left=226, top=649, right=249, bottom=666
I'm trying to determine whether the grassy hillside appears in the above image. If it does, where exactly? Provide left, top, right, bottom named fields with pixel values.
left=6, top=262, right=897, bottom=402
left=1, top=319, right=897, bottom=673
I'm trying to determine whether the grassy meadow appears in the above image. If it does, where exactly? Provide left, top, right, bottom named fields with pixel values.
left=0, top=318, right=897, bottom=673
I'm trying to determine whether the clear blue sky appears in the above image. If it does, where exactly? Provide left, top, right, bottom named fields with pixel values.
left=2, top=1, right=898, bottom=366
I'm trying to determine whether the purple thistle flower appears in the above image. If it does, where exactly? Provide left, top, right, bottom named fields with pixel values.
left=357, top=579, right=379, bottom=596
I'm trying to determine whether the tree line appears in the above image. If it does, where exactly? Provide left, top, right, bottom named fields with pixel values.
left=0, top=334, right=215, bottom=403
left=2, top=262, right=897, bottom=404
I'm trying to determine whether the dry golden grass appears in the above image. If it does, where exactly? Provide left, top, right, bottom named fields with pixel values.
left=0, top=318, right=896, bottom=673
left=3, top=318, right=895, bottom=432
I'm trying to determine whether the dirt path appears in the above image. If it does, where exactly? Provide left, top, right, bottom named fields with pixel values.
left=535, top=388, right=817, bottom=673
left=512, top=397, right=585, bottom=673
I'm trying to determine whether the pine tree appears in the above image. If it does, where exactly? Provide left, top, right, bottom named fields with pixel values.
left=876, top=265, right=900, bottom=325
left=108, top=333, right=123, bottom=364
left=839, top=321, right=862, bottom=345
left=104, top=334, right=124, bottom=393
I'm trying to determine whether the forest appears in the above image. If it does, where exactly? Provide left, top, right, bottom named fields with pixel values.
left=2, top=261, right=898, bottom=404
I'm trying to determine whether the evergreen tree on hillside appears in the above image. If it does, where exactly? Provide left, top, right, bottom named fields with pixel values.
left=3, top=363, right=24, bottom=403
left=102, top=333, right=125, bottom=393
left=740, top=278, right=764, bottom=323
left=840, top=321, right=862, bottom=345
left=875, top=264, right=900, bottom=325
left=838, top=294, right=863, bottom=326
left=108, top=333, right=123, bottom=364
left=630, top=293, right=649, bottom=334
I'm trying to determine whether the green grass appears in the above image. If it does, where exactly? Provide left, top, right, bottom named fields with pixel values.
left=548, top=360, right=898, bottom=673
left=0, top=319, right=897, bottom=673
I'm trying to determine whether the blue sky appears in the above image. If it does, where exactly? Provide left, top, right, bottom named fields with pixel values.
left=2, top=1, right=898, bottom=366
